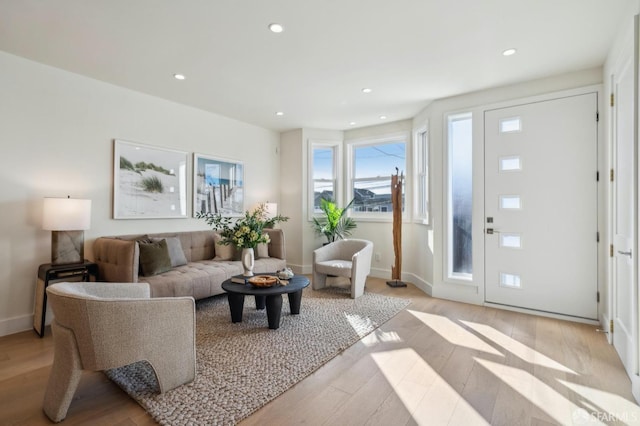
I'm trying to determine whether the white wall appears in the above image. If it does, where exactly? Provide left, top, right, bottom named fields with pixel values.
left=279, top=129, right=304, bottom=271
left=279, top=128, right=344, bottom=274
left=0, top=51, right=280, bottom=336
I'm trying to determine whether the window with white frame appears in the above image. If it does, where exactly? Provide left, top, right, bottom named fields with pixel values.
left=414, top=126, right=429, bottom=224
left=309, top=142, right=339, bottom=216
left=348, top=135, right=407, bottom=216
left=447, top=112, right=473, bottom=280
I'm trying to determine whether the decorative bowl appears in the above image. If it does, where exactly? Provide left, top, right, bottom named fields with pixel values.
left=248, top=275, right=278, bottom=287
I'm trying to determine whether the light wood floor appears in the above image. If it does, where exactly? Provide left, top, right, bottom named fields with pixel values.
left=1, top=278, right=638, bottom=425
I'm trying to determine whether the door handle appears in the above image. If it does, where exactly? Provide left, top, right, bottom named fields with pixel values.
left=618, top=249, right=632, bottom=258
left=486, top=228, right=500, bottom=234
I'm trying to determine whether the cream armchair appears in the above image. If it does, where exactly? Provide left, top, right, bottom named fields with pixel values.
left=313, top=239, right=373, bottom=298
left=43, top=282, right=196, bottom=423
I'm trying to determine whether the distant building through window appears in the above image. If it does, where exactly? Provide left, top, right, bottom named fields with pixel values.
left=349, top=138, right=406, bottom=215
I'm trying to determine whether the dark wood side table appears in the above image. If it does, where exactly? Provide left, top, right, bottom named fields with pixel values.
left=33, top=260, right=98, bottom=337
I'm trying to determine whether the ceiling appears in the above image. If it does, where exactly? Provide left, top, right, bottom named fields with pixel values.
left=0, top=0, right=634, bottom=132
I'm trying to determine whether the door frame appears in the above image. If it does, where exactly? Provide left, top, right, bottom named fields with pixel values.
left=483, top=93, right=599, bottom=320
left=478, top=85, right=605, bottom=325
left=435, top=84, right=607, bottom=325
left=607, top=14, right=640, bottom=402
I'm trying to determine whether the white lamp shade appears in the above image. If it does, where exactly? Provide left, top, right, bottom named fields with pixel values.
left=43, top=198, right=92, bottom=231
left=264, top=202, right=277, bottom=219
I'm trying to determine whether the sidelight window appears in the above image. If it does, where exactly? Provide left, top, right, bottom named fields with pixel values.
left=447, top=112, right=473, bottom=280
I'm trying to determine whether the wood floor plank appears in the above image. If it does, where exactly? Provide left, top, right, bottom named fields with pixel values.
left=0, top=277, right=638, bottom=426
left=458, top=358, right=502, bottom=421
left=323, top=371, right=395, bottom=426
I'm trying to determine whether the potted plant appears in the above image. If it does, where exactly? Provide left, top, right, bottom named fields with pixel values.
left=312, top=197, right=357, bottom=244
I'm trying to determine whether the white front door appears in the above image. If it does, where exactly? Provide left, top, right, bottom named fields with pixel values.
left=484, top=93, right=598, bottom=319
left=611, top=55, right=636, bottom=376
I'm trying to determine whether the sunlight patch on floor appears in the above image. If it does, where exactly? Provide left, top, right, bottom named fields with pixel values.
left=476, top=358, right=591, bottom=425
left=371, top=348, right=489, bottom=424
left=407, top=310, right=503, bottom=356
left=344, top=313, right=377, bottom=338
left=360, top=328, right=403, bottom=347
left=461, top=320, right=576, bottom=374
left=447, top=396, right=492, bottom=426
left=371, top=348, right=432, bottom=413
left=559, top=380, right=640, bottom=424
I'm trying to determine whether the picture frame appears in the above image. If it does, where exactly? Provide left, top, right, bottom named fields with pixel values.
left=193, top=153, right=244, bottom=216
left=113, top=139, right=188, bottom=219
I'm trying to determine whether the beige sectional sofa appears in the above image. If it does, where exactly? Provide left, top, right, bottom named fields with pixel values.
left=93, top=229, right=286, bottom=300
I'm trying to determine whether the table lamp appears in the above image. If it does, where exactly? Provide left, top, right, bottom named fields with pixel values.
left=264, top=202, right=278, bottom=219
left=43, top=196, right=92, bottom=265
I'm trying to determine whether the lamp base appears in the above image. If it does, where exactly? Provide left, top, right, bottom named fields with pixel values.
left=51, top=231, right=84, bottom=265
left=386, top=279, right=407, bottom=288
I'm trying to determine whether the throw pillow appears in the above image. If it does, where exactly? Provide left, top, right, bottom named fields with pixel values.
left=212, top=232, right=235, bottom=260
left=256, top=241, right=269, bottom=258
left=151, top=237, right=187, bottom=267
left=138, top=239, right=172, bottom=277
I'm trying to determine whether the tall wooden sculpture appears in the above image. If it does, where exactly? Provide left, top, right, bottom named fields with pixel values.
left=387, top=168, right=407, bottom=287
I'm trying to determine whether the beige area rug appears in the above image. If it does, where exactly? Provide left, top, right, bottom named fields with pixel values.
left=105, top=286, right=410, bottom=425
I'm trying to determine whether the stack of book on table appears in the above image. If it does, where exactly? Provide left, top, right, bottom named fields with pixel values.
left=231, top=275, right=249, bottom=284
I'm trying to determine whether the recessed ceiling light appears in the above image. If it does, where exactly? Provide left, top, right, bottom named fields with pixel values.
left=275, top=111, right=284, bottom=116
left=362, top=88, right=372, bottom=93
left=349, top=121, right=357, bottom=126
left=268, top=23, right=284, bottom=33
left=502, top=48, right=517, bottom=56
left=173, top=73, right=186, bottom=80
left=379, top=115, right=387, bottom=120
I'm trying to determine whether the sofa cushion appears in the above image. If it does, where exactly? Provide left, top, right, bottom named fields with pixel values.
left=256, top=241, right=269, bottom=258
left=213, top=233, right=235, bottom=260
left=138, top=239, right=172, bottom=277
left=151, top=237, right=187, bottom=267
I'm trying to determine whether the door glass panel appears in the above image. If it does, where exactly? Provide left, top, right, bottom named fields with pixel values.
left=448, top=113, right=473, bottom=279
left=500, top=117, right=521, bottom=133
left=500, top=273, right=521, bottom=288
left=499, top=156, right=522, bottom=171
left=500, top=233, right=521, bottom=248
left=500, top=195, right=521, bottom=209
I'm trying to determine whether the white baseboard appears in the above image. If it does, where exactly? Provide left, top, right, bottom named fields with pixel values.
left=288, top=263, right=313, bottom=275
left=483, top=302, right=599, bottom=325
left=398, top=272, right=433, bottom=296
left=370, top=268, right=432, bottom=296
left=0, top=313, right=36, bottom=337
left=601, top=312, right=613, bottom=344
left=369, top=266, right=391, bottom=280
left=295, top=264, right=433, bottom=296
left=432, top=282, right=483, bottom=306
left=633, top=375, right=640, bottom=404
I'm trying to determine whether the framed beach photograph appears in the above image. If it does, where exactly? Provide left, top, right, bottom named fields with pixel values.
left=113, top=139, right=188, bottom=219
left=193, top=153, right=244, bottom=216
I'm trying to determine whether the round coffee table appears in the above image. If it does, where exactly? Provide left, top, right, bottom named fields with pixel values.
left=221, top=274, right=310, bottom=329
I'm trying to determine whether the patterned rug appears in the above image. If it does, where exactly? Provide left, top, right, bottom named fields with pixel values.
left=105, top=286, right=410, bottom=425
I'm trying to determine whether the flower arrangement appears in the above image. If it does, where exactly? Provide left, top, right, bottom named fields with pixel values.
left=196, top=203, right=289, bottom=249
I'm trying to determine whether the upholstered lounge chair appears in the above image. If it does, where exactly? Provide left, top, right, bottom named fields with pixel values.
left=43, top=282, right=196, bottom=423
left=312, top=239, right=373, bottom=298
